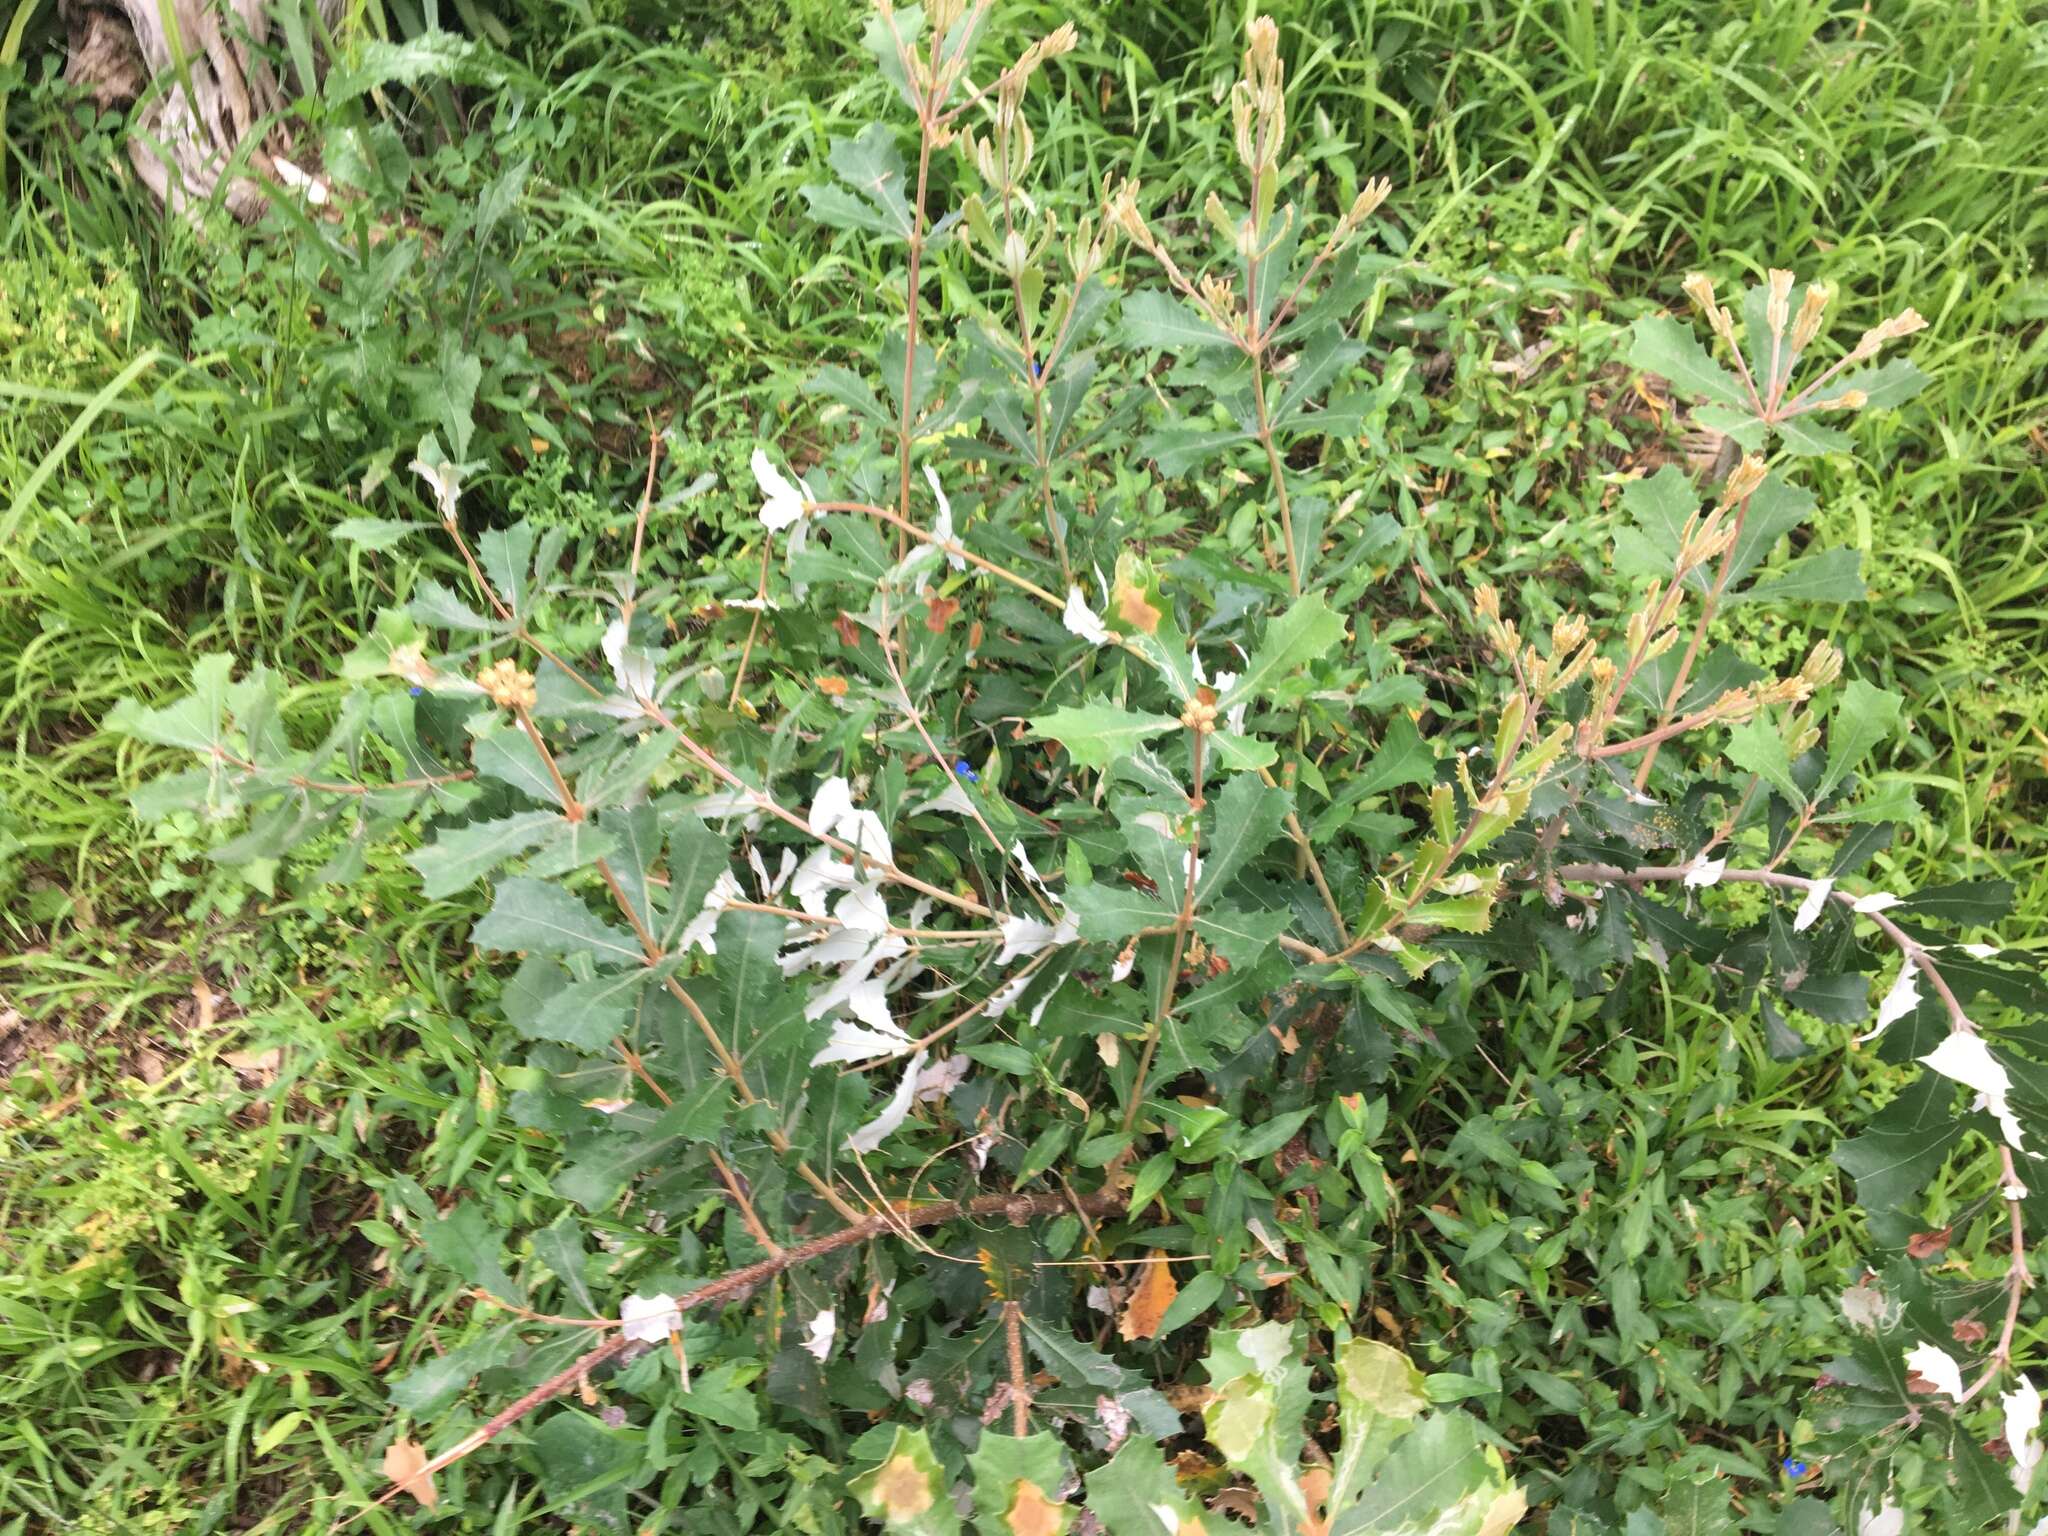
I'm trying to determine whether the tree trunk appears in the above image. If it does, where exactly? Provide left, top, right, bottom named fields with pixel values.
left=61, top=0, right=344, bottom=218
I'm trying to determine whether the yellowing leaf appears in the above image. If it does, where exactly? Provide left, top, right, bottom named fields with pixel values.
left=382, top=1436, right=439, bottom=1508
left=1118, top=1253, right=1179, bottom=1340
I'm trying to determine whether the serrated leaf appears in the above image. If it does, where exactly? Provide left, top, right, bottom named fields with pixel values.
left=472, top=878, right=643, bottom=966
left=1629, top=315, right=1746, bottom=408
left=1740, top=546, right=1865, bottom=605
left=801, top=123, right=915, bottom=240
left=853, top=1426, right=960, bottom=1535
left=419, top=1201, right=522, bottom=1305
left=1028, top=703, right=1181, bottom=772
left=552, top=1086, right=728, bottom=1209
left=1219, top=593, right=1348, bottom=711
left=1197, top=776, right=1291, bottom=901
left=1818, top=680, right=1902, bottom=800
left=1834, top=1069, right=1968, bottom=1212
left=406, top=811, right=563, bottom=899
left=1121, top=289, right=1238, bottom=352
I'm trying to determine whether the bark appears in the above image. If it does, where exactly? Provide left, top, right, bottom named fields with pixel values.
left=61, top=0, right=344, bottom=218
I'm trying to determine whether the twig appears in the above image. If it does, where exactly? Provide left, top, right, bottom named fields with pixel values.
left=340, top=1189, right=1125, bottom=1527
left=1003, top=1300, right=1032, bottom=1435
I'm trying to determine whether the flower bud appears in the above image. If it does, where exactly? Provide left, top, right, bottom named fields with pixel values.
left=1765, top=269, right=1795, bottom=338
left=1345, top=177, right=1392, bottom=228
left=477, top=658, right=538, bottom=712
left=1790, top=282, right=1831, bottom=352
left=1722, top=453, right=1768, bottom=505
left=1800, top=640, right=1843, bottom=688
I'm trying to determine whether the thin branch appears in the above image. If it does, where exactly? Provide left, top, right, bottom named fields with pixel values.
left=343, top=1189, right=1126, bottom=1527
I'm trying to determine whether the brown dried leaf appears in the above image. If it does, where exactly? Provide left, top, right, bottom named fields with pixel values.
left=1118, top=1252, right=1179, bottom=1341
left=224, top=1047, right=282, bottom=1084
left=382, top=1436, right=439, bottom=1508
left=925, top=595, right=960, bottom=632
left=1906, top=1228, right=1952, bottom=1260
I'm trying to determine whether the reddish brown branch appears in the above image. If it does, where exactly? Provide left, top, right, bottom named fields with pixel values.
left=344, top=1190, right=1123, bottom=1526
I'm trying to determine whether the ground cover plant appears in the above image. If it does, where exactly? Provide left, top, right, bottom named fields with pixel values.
left=2, top=0, right=2046, bottom=1532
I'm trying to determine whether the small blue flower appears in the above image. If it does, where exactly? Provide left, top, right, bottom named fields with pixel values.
left=1782, top=1458, right=1808, bottom=1478
left=409, top=685, right=423, bottom=697
left=953, top=759, right=979, bottom=782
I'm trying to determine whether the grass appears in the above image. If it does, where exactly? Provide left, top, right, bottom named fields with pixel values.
left=0, top=0, right=2043, bottom=1526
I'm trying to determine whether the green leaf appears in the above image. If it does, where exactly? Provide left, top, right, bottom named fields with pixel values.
left=108, top=654, right=236, bottom=753
left=1657, top=1478, right=1736, bottom=1536
left=1139, top=425, right=1254, bottom=476
left=1774, top=414, right=1855, bottom=457
left=1155, top=1268, right=1225, bottom=1338
left=1219, top=593, right=1349, bottom=711
left=1782, top=971, right=1868, bottom=1024
left=1204, top=1323, right=1312, bottom=1530
left=332, top=517, right=432, bottom=551
left=1834, top=1069, right=1968, bottom=1212
left=553, top=1086, right=728, bottom=1209
left=1027, top=703, right=1181, bottom=772
left=1723, top=718, right=1805, bottom=809
left=474, top=727, right=561, bottom=804
left=1895, top=881, right=2013, bottom=927
left=419, top=1201, right=522, bottom=1305
left=1330, top=1411, right=1506, bottom=1535
left=406, top=811, right=564, bottom=899
left=1818, top=680, right=1903, bottom=799
left=1628, top=315, right=1747, bottom=408
left=1207, top=731, right=1280, bottom=773
left=1833, top=357, right=1928, bottom=410
left=473, top=878, right=643, bottom=967
left=1083, top=1442, right=1210, bottom=1536
left=801, top=123, right=915, bottom=240
left=525, top=968, right=650, bottom=1051
left=1121, top=289, right=1238, bottom=351
left=324, top=29, right=490, bottom=103
left=1740, top=547, right=1865, bottom=606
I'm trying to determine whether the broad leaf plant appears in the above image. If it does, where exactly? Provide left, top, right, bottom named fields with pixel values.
left=112, top=4, right=2039, bottom=1529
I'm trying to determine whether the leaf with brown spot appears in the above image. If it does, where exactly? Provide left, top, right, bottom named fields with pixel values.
left=834, top=613, right=861, bottom=647
left=873, top=1454, right=935, bottom=1520
left=816, top=675, right=849, bottom=697
left=1112, top=576, right=1162, bottom=634
left=925, top=595, right=960, bottom=632
left=382, top=1436, right=439, bottom=1508
left=1906, top=1228, right=1951, bottom=1260
left=1118, top=1252, right=1179, bottom=1340
left=1953, top=1317, right=1989, bottom=1345
left=1008, top=1480, right=1063, bottom=1536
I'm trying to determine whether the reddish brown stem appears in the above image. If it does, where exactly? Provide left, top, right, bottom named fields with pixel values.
left=346, top=1190, right=1124, bottom=1525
